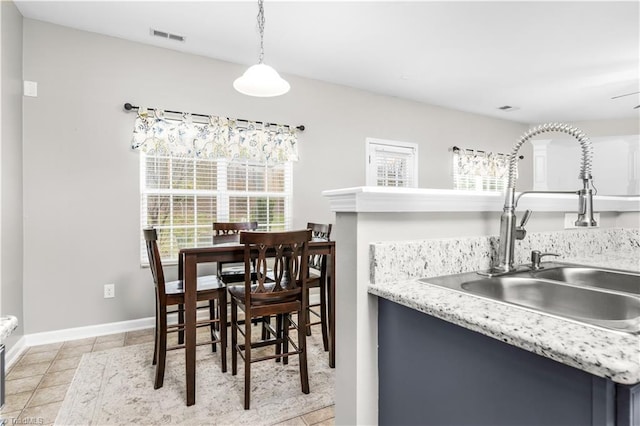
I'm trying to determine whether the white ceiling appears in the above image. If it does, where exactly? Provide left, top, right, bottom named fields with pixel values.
left=14, top=1, right=640, bottom=124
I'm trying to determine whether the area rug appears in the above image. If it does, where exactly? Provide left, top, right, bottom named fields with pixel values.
left=55, top=334, right=334, bottom=425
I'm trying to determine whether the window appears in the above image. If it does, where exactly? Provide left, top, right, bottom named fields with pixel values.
left=452, top=149, right=510, bottom=191
left=366, top=138, right=418, bottom=187
left=140, top=154, right=292, bottom=263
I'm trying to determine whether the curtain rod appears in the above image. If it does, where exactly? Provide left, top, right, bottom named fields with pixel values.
left=123, top=103, right=305, bottom=132
left=452, top=145, right=524, bottom=160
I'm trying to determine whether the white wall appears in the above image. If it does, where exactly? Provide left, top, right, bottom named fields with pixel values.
left=1, top=0, right=24, bottom=349
left=532, top=134, right=639, bottom=195
left=529, top=118, right=640, bottom=195
left=21, top=19, right=534, bottom=334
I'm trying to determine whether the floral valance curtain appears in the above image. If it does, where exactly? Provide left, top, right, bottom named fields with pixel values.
left=453, top=148, right=510, bottom=179
left=130, top=109, right=299, bottom=164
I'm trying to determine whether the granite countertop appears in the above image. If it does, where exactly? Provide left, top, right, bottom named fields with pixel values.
left=0, top=315, right=18, bottom=344
left=369, top=251, right=640, bottom=385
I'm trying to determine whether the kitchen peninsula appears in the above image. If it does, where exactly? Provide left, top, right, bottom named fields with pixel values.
left=323, top=186, right=640, bottom=425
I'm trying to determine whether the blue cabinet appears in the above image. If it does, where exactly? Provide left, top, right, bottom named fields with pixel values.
left=378, top=299, right=639, bottom=425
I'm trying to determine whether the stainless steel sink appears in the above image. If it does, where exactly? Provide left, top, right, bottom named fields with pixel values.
left=530, top=265, right=640, bottom=295
left=420, top=265, right=640, bottom=333
left=464, top=277, right=640, bottom=325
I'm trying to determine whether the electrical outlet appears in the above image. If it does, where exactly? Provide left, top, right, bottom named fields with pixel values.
left=23, top=80, right=38, bottom=97
left=104, top=283, right=115, bottom=298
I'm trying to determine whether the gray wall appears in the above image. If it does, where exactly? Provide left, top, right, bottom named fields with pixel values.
left=17, top=18, right=640, bottom=336
left=20, top=19, right=535, bottom=334
left=570, top=118, right=640, bottom=137
left=1, top=0, right=24, bottom=348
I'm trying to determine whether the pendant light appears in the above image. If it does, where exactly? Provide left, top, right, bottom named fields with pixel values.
left=233, top=0, right=290, bottom=97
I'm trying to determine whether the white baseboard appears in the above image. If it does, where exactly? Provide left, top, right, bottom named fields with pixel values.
left=24, top=317, right=156, bottom=347
left=6, top=316, right=156, bottom=369
left=6, top=336, right=28, bottom=370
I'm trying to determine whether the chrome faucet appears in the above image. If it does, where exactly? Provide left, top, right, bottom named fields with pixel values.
left=482, top=123, right=598, bottom=277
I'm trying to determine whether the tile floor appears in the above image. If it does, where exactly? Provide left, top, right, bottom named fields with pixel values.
left=1, top=327, right=335, bottom=426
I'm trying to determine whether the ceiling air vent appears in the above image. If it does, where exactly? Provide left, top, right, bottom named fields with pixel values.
left=150, top=28, right=185, bottom=43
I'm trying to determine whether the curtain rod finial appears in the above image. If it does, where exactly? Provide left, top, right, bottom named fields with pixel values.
left=124, top=103, right=134, bottom=111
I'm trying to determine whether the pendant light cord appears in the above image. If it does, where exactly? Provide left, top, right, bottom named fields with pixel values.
left=232, top=0, right=290, bottom=97
left=257, top=0, right=265, bottom=64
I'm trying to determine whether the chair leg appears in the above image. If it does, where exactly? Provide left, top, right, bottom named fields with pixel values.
left=261, top=315, right=269, bottom=340
left=319, top=282, right=329, bottom=352
left=152, top=299, right=159, bottom=366
left=305, top=289, right=312, bottom=337
left=283, top=313, right=290, bottom=365
left=275, top=314, right=282, bottom=363
left=297, top=307, right=310, bottom=395
left=178, top=303, right=185, bottom=345
left=219, top=292, right=227, bottom=373
left=209, top=301, right=217, bottom=353
left=244, top=309, right=252, bottom=410
left=154, top=307, right=168, bottom=389
left=231, top=299, right=238, bottom=376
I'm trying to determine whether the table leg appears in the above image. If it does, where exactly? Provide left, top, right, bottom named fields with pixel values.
left=329, top=246, right=336, bottom=368
left=184, top=254, right=197, bottom=406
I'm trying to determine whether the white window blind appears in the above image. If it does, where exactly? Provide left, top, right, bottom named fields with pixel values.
left=366, top=138, right=418, bottom=187
left=140, top=154, right=292, bottom=263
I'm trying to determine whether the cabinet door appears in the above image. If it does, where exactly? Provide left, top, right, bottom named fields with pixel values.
left=378, top=299, right=617, bottom=426
left=617, top=383, right=640, bottom=426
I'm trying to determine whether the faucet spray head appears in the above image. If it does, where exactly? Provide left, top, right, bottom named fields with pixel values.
left=575, top=179, right=598, bottom=227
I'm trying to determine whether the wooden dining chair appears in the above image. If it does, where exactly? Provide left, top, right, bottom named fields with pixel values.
left=213, top=221, right=270, bottom=338
left=303, top=222, right=332, bottom=351
left=229, top=229, right=312, bottom=409
left=275, top=223, right=332, bottom=352
left=144, top=228, right=227, bottom=391
left=213, top=221, right=258, bottom=283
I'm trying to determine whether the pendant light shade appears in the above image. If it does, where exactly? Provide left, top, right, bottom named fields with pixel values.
left=233, top=63, right=290, bottom=97
left=234, top=0, right=290, bottom=97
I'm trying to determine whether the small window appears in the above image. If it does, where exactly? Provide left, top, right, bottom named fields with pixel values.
left=366, top=138, right=418, bottom=187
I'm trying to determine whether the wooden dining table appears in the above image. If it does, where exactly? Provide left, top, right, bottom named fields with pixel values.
left=178, top=239, right=336, bottom=406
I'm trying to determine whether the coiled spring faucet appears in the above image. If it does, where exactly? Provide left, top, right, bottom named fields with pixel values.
left=482, top=123, right=598, bottom=277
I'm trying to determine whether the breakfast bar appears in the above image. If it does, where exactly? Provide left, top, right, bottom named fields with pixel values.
left=324, top=186, right=640, bottom=425
left=372, top=247, right=640, bottom=425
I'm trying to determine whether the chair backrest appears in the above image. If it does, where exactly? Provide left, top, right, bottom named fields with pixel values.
left=143, top=228, right=167, bottom=301
left=213, top=221, right=258, bottom=235
left=307, top=222, right=332, bottom=272
left=213, top=222, right=259, bottom=245
left=240, top=229, right=312, bottom=304
left=307, top=222, right=332, bottom=241
left=212, top=233, right=242, bottom=245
